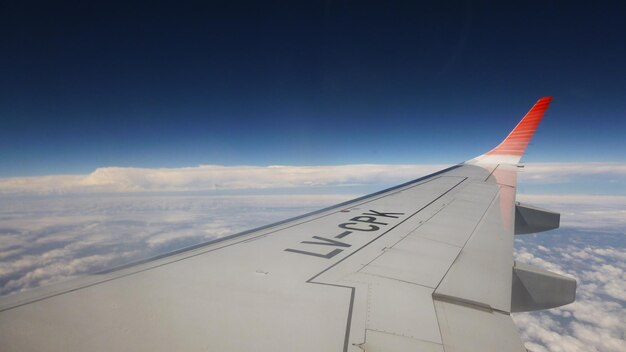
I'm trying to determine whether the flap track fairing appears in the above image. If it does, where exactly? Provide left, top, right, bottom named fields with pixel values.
left=511, top=261, right=576, bottom=312
left=514, top=202, right=560, bottom=235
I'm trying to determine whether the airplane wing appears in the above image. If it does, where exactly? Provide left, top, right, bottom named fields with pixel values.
left=0, top=97, right=576, bottom=352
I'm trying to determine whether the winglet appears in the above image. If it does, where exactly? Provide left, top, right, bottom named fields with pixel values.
left=470, top=97, right=552, bottom=165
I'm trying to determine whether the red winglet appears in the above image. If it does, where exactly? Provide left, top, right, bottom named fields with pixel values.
left=473, top=97, right=552, bottom=164
left=486, top=96, right=551, bottom=157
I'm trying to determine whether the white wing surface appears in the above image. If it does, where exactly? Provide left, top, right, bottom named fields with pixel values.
left=0, top=97, right=575, bottom=351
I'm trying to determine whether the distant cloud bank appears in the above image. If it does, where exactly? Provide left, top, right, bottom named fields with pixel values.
left=1, top=162, right=625, bottom=195
left=0, top=164, right=446, bottom=195
left=518, top=162, right=626, bottom=183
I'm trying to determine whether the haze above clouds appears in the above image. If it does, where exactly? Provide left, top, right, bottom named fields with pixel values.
left=1, top=162, right=625, bottom=195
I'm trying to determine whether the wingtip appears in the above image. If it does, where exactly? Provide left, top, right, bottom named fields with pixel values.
left=470, top=97, right=552, bottom=165
left=537, top=96, right=553, bottom=105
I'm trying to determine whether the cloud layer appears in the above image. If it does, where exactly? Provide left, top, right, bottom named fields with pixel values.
left=2, top=162, right=625, bottom=195
left=518, top=162, right=626, bottom=183
left=0, top=164, right=445, bottom=195
left=0, top=194, right=354, bottom=295
left=510, top=194, right=626, bottom=352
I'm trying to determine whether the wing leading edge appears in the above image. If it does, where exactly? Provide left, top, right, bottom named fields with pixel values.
left=0, top=97, right=575, bottom=352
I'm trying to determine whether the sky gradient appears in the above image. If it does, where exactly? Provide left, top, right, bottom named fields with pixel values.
left=2, top=1, right=626, bottom=176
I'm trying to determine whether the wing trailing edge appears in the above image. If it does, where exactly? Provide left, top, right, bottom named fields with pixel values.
left=470, top=96, right=552, bottom=165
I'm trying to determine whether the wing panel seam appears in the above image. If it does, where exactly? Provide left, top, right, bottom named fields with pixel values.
left=305, top=177, right=468, bottom=352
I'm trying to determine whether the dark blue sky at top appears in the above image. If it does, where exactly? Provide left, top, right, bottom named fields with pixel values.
left=1, top=1, right=625, bottom=176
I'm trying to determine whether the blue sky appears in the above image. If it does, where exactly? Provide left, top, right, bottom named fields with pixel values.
left=1, top=1, right=625, bottom=177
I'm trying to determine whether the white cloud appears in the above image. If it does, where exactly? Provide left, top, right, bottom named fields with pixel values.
left=0, top=194, right=355, bottom=295
left=0, top=164, right=447, bottom=195
left=518, top=162, right=626, bottom=183
left=517, top=194, right=626, bottom=206
left=515, top=246, right=569, bottom=276
left=2, top=161, right=625, bottom=195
